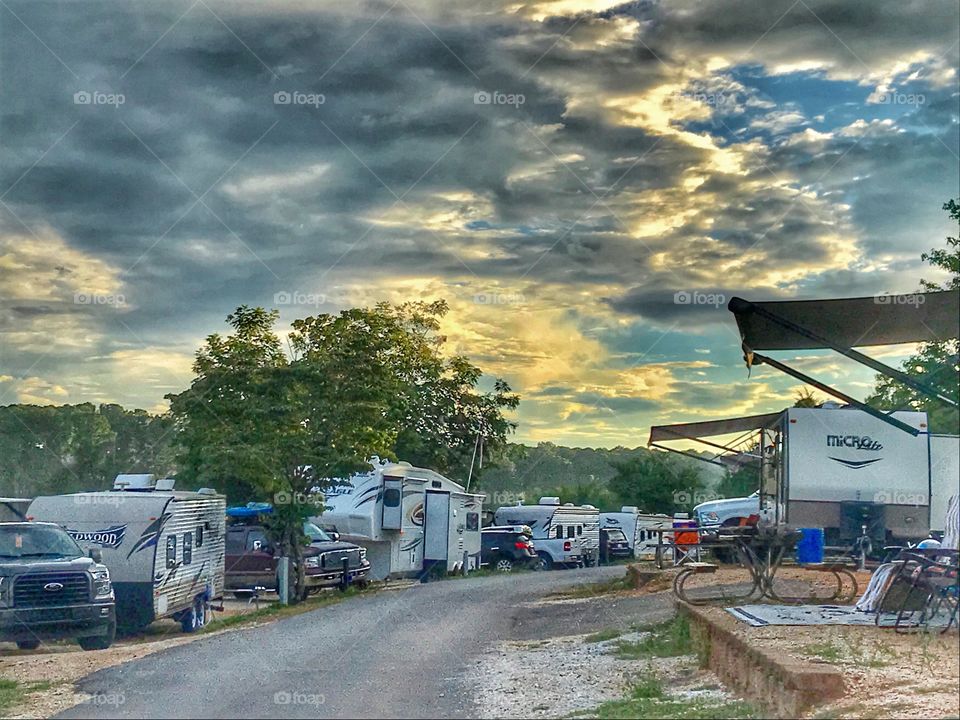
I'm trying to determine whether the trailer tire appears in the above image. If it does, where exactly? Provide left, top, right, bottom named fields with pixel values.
left=15, top=640, right=40, bottom=651
left=180, top=596, right=207, bottom=633
left=78, top=621, right=115, bottom=651
left=538, top=554, right=554, bottom=571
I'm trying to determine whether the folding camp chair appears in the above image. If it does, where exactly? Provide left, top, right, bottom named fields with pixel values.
left=670, top=518, right=701, bottom=566
left=873, top=549, right=959, bottom=633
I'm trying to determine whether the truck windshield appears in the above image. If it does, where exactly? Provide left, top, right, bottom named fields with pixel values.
left=0, top=525, right=84, bottom=560
left=302, top=522, right=332, bottom=543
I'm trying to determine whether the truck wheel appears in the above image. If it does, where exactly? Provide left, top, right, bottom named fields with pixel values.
left=16, top=640, right=40, bottom=651
left=495, top=557, right=514, bottom=573
left=539, top=554, right=554, bottom=571
left=78, top=622, right=116, bottom=651
left=180, top=596, right=207, bottom=633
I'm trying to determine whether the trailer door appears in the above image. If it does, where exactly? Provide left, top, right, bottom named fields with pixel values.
left=382, top=475, right=403, bottom=530
left=423, top=491, right=450, bottom=561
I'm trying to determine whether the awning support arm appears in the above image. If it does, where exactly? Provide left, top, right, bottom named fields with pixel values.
left=649, top=443, right=733, bottom=468
left=655, top=428, right=763, bottom=458
left=741, top=301, right=957, bottom=408
left=754, top=352, right=920, bottom=436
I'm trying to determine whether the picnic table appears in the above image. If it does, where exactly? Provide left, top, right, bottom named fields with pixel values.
left=652, top=524, right=859, bottom=606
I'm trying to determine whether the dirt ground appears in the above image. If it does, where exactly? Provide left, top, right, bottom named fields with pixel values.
left=675, top=564, right=959, bottom=719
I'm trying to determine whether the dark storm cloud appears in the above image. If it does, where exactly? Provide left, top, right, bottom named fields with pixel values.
left=1, top=0, right=957, bottom=427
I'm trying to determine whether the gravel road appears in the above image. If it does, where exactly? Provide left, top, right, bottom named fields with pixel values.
left=57, top=566, right=673, bottom=719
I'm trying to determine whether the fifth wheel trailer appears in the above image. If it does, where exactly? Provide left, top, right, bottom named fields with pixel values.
left=28, top=474, right=226, bottom=631
left=655, top=407, right=959, bottom=545
left=316, top=460, right=485, bottom=580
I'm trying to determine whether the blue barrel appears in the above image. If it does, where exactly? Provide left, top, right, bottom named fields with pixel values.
left=796, top=527, right=825, bottom=564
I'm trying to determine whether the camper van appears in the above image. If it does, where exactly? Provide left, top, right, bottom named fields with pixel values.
left=686, top=407, right=960, bottom=546
left=316, top=460, right=485, bottom=581
left=28, top=474, right=226, bottom=632
left=600, top=507, right=671, bottom=559
left=494, top=498, right=600, bottom=569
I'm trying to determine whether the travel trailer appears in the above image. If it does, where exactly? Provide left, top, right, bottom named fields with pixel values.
left=652, top=407, right=960, bottom=546
left=316, top=460, right=484, bottom=581
left=28, top=474, right=226, bottom=631
left=600, top=507, right=671, bottom=559
left=494, top=498, right=600, bottom=568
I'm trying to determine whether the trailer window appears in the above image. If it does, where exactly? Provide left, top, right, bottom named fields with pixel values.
left=196, top=526, right=203, bottom=547
left=566, top=526, right=576, bottom=539
left=383, top=488, right=401, bottom=507
left=165, top=535, right=177, bottom=568
left=466, top=512, right=479, bottom=531
left=183, top=532, right=193, bottom=565
left=577, top=525, right=583, bottom=536
left=553, top=525, right=563, bottom=539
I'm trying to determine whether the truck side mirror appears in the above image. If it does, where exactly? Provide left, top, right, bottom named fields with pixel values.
left=328, top=532, right=340, bottom=542
left=88, top=548, right=103, bottom=563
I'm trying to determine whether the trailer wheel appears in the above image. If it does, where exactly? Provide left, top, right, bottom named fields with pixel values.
left=495, top=557, right=514, bottom=573
left=180, top=596, right=207, bottom=633
left=15, top=640, right=40, bottom=651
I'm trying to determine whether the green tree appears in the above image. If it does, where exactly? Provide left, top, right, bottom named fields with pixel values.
left=866, top=199, right=960, bottom=434
left=716, top=464, right=758, bottom=500
left=169, top=302, right=518, bottom=598
left=608, top=452, right=704, bottom=514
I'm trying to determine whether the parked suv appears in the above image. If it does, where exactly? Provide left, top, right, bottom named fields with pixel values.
left=0, top=522, right=116, bottom=651
left=225, top=521, right=370, bottom=599
left=480, top=525, right=538, bottom=572
left=599, top=528, right=632, bottom=564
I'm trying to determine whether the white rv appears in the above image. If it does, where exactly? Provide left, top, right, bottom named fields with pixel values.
left=600, top=507, right=671, bottom=559
left=316, top=460, right=485, bottom=581
left=494, top=497, right=600, bottom=569
left=680, top=407, right=960, bottom=545
left=28, top=474, right=226, bottom=632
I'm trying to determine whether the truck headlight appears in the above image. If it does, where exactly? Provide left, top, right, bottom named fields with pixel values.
left=304, top=556, right=320, bottom=569
left=358, top=547, right=366, bottom=562
left=702, top=512, right=720, bottom=523
left=91, top=566, right=113, bottom=598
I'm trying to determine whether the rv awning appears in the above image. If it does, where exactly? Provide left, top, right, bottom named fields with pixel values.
left=729, top=291, right=960, bottom=351
left=649, top=412, right=782, bottom=444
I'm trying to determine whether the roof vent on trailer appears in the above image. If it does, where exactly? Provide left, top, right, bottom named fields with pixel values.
left=113, top=474, right=156, bottom=491
left=621, top=506, right=639, bottom=513
left=155, top=477, right=176, bottom=491
left=539, top=497, right=560, bottom=505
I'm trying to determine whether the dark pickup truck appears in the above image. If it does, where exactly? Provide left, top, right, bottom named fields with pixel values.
left=225, top=521, right=370, bottom=599
left=0, top=522, right=116, bottom=651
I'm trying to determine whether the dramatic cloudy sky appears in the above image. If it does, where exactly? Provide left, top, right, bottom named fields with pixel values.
left=1, top=0, right=958, bottom=447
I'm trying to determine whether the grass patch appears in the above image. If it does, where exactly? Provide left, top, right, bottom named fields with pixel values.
left=202, top=586, right=365, bottom=634
left=615, top=616, right=693, bottom=659
left=584, top=628, right=623, bottom=643
left=800, top=637, right=898, bottom=668
left=0, top=679, right=56, bottom=715
left=580, top=675, right=757, bottom=720
left=550, top=574, right=632, bottom=599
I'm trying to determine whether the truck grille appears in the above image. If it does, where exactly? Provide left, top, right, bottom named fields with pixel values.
left=320, top=548, right=360, bottom=570
left=13, top=572, right=89, bottom=608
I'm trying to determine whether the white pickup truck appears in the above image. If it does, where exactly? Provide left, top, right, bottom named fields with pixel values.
left=693, top=490, right=760, bottom=528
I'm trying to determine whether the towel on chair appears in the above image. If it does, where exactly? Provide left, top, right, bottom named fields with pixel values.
left=856, top=562, right=898, bottom=612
